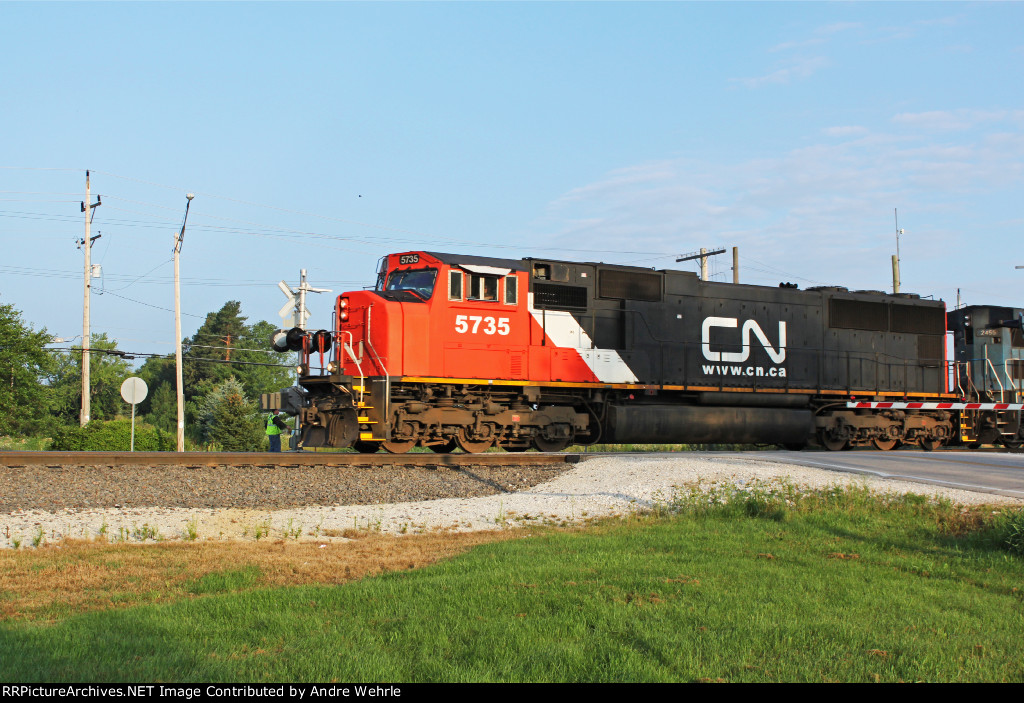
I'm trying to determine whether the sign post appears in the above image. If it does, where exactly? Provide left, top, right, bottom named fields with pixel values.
left=120, top=377, right=149, bottom=452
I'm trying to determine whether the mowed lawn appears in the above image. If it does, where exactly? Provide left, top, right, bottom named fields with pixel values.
left=1, top=484, right=1023, bottom=683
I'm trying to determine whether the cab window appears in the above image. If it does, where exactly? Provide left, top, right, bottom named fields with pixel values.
left=504, top=275, right=518, bottom=305
left=468, top=274, right=498, bottom=301
left=449, top=270, right=463, bottom=301
left=385, top=268, right=437, bottom=300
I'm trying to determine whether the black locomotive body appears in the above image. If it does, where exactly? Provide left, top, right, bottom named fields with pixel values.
left=526, top=257, right=952, bottom=450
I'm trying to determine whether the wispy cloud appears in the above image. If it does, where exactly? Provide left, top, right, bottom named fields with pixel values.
left=915, top=15, right=962, bottom=28
left=732, top=56, right=830, bottom=88
left=769, top=37, right=825, bottom=53
left=892, top=109, right=1010, bottom=131
left=816, top=22, right=864, bottom=36
left=738, top=20, right=865, bottom=87
left=823, top=126, right=870, bottom=138
left=771, top=22, right=862, bottom=52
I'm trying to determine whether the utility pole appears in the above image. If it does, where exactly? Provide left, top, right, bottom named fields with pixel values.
left=677, top=247, right=726, bottom=281
left=174, top=193, right=195, bottom=452
left=79, top=170, right=101, bottom=426
left=732, top=246, right=740, bottom=284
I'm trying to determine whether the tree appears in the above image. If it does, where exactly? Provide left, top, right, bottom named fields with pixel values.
left=0, top=302, right=56, bottom=436
left=234, top=319, right=294, bottom=398
left=134, top=353, right=176, bottom=424
left=145, top=381, right=177, bottom=434
left=132, top=302, right=293, bottom=443
left=182, top=301, right=249, bottom=403
left=48, top=333, right=134, bottom=426
left=196, top=377, right=264, bottom=451
left=182, top=301, right=292, bottom=404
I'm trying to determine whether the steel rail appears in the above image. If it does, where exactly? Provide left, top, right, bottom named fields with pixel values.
left=0, top=451, right=582, bottom=468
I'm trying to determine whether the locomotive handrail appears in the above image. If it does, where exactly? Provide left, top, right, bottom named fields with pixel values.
left=960, top=360, right=979, bottom=400
left=985, top=357, right=1004, bottom=398
left=341, top=331, right=366, bottom=404
left=1005, top=358, right=1023, bottom=402
left=364, top=304, right=391, bottom=431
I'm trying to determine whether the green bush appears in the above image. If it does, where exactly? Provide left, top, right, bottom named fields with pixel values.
left=1003, top=509, right=1024, bottom=556
left=50, top=419, right=173, bottom=451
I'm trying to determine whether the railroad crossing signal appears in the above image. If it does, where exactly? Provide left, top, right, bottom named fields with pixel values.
left=278, top=270, right=331, bottom=330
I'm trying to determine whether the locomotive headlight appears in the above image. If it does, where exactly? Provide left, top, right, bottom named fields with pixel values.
left=327, top=361, right=339, bottom=374
left=296, top=364, right=309, bottom=376
left=340, top=298, right=349, bottom=308
left=340, top=310, right=349, bottom=321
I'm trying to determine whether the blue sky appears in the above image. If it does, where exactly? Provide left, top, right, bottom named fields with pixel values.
left=1, top=2, right=1021, bottom=359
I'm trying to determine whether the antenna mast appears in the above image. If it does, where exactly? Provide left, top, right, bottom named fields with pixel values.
left=892, top=208, right=903, bottom=294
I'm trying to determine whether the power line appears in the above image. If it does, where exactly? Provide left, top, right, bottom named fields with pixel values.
left=43, top=346, right=291, bottom=368
left=99, top=290, right=206, bottom=319
left=1, top=202, right=681, bottom=258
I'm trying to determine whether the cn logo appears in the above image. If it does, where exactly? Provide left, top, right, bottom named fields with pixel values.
left=701, top=317, right=787, bottom=364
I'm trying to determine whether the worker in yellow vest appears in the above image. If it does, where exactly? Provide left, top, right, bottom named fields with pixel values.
left=266, top=409, right=288, bottom=452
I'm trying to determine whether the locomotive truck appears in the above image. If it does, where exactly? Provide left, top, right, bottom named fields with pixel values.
left=267, top=251, right=1024, bottom=452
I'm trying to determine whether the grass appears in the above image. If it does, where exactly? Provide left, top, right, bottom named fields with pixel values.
left=1, top=483, right=1022, bottom=682
left=0, top=532, right=516, bottom=623
left=0, top=435, right=52, bottom=451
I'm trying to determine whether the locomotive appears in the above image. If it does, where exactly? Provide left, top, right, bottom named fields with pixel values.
left=267, top=251, right=1024, bottom=452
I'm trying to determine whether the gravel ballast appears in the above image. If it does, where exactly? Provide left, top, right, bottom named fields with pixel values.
left=2, top=455, right=1021, bottom=549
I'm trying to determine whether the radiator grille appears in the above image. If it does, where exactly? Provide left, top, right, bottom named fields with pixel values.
left=891, top=304, right=945, bottom=335
left=598, top=269, right=662, bottom=301
left=830, top=299, right=888, bottom=331
left=533, top=283, right=588, bottom=310
left=917, top=335, right=945, bottom=363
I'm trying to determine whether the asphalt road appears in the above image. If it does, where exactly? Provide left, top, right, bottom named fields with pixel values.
left=731, top=449, right=1024, bottom=500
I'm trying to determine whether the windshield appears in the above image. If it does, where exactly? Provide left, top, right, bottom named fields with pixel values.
left=385, top=268, right=437, bottom=300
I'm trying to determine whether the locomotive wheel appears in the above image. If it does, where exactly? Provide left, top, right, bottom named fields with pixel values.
left=302, top=426, right=327, bottom=448
left=871, top=438, right=898, bottom=451
left=352, top=440, right=381, bottom=453
left=1003, top=438, right=1023, bottom=449
left=532, top=436, right=571, bottom=453
left=382, top=439, right=416, bottom=454
left=817, top=429, right=848, bottom=452
left=426, top=439, right=459, bottom=454
left=920, top=437, right=943, bottom=451
left=455, top=429, right=493, bottom=454
left=502, top=442, right=531, bottom=452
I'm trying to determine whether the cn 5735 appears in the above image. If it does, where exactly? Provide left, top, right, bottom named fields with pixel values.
left=267, top=251, right=1024, bottom=453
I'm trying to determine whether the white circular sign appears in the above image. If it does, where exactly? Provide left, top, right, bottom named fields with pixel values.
left=120, top=377, right=149, bottom=405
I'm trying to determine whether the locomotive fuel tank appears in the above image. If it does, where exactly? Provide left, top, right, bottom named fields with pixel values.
left=606, top=404, right=814, bottom=445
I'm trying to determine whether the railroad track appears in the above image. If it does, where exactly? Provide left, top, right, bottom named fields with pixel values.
left=0, top=450, right=582, bottom=469
left=0, top=451, right=584, bottom=513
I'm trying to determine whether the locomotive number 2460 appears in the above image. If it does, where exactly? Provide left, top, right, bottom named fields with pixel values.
left=455, top=315, right=510, bottom=336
